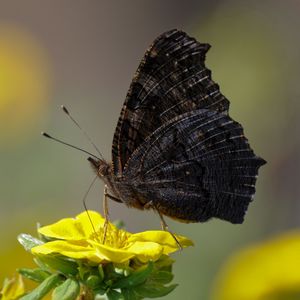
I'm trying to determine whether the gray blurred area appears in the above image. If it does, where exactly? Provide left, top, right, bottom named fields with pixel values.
left=0, top=1, right=299, bottom=299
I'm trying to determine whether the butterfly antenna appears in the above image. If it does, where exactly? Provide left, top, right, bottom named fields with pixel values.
left=42, top=132, right=100, bottom=160
left=61, top=105, right=104, bottom=160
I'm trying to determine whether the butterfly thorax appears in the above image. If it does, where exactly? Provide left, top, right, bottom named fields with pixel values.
left=88, top=157, right=152, bottom=210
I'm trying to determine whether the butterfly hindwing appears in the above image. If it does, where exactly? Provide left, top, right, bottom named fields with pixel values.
left=112, top=29, right=230, bottom=175
left=122, top=109, right=265, bottom=223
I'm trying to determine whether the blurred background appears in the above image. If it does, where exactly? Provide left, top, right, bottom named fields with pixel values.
left=0, top=0, right=299, bottom=299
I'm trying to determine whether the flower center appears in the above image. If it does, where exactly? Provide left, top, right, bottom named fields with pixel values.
left=90, top=224, right=129, bottom=249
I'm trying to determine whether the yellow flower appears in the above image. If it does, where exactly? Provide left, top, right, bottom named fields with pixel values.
left=211, top=231, right=300, bottom=300
left=32, top=211, right=193, bottom=264
left=0, top=275, right=25, bottom=300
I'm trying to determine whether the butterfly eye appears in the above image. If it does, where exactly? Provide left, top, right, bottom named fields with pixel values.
left=98, top=163, right=110, bottom=177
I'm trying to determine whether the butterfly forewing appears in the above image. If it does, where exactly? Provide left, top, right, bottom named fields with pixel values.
left=112, top=29, right=230, bottom=176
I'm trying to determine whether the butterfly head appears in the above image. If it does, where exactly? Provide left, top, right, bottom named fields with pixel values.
left=88, top=157, right=110, bottom=178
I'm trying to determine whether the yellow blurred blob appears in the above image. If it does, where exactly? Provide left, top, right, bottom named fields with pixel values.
left=211, top=231, right=300, bottom=300
left=0, top=275, right=25, bottom=300
left=0, top=23, right=51, bottom=146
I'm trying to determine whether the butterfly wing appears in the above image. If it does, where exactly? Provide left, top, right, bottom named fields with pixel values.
left=122, top=109, right=265, bottom=224
left=112, top=29, right=230, bottom=175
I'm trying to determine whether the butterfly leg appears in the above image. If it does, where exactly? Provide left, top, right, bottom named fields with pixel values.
left=102, top=185, right=110, bottom=244
left=106, top=193, right=122, bottom=203
left=157, top=210, right=182, bottom=250
left=146, top=202, right=182, bottom=250
left=102, top=188, right=123, bottom=243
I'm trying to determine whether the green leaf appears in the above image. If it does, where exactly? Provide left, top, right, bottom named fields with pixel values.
left=121, top=288, right=142, bottom=300
left=112, top=261, right=154, bottom=289
left=135, top=283, right=178, bottom=298
left=17, top=234, right=43, bottom=251
left=19, top=273, right=63, bottom=300
left=52, top=278, right=80, bottom=300
left=37, top=255, right=78, bottom=276
left=106, top=289, right=125, bottom=300
left=17, top=268, right=50, bottom=283
left=149, top=271, right=174, bottom=284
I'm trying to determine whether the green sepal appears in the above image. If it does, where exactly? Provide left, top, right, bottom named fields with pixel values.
left=103, top=263, right=123, bottom=283
left=94, top=287, right=107, bottom=296
left=86, top=275, right=104, bottom=290
left=17, top=234, right=43, bottom=251
left=154, top=255, right=174, bottom=272
left=106, top=289, right=125, bottom=300
left=78, top=264, right=91, bottom=282
left=112, top=261, right=153, bottom=289
left=17, top=268, right=50, bottom=283
left=52, top=278, right=80, bottom=300
left=134, top=282, right=178, bottom=298
left=36, top=255, right=78, bottom=276
left=19, top=273, right=64, bottom=300
left=113, top=262, right=131, bottom=277
left=149, top=270, right=174, bottom=284
left=98, top=265, right=105, bottom=281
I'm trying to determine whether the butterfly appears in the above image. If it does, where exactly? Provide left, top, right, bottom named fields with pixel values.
left=88, top=29, right=266, bottom=225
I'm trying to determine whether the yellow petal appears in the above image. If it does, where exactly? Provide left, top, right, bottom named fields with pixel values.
left=125, top=241, right=163, bottom=263
left=90, top=240, right=135, bottom=263
left=31, top=240, right=101, bottom=262
left=38, top=211, right=105, bottom=240
left=129, top=231, right=194, bottom=254
left=76, top=210, right=106, bottom=229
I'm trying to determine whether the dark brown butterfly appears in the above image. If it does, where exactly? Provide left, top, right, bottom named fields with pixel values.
left=76, top=29, right=264, bottom=226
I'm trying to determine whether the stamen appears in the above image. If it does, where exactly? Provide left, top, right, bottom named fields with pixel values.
left=90, top=225, right=129, bottom=248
